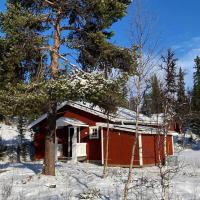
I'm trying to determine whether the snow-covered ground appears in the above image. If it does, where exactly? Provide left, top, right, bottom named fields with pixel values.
left=0, top=123, right=200, bottom=200
left=0, top=149, right=199, bottom=200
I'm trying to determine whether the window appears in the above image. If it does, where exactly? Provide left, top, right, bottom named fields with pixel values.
left=89, top=126, right=99, bottom=139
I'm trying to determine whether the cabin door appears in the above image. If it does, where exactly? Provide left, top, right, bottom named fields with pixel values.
left=68, top=127, right=80, bottom=159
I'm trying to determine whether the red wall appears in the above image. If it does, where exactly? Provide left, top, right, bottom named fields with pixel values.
left=33, top=104, right=174, bottom=166
left=61, top=105, right=106, bottom=126
left=34, top=120, right=47, bottom=159
left=103, top=129, right=139, bottom=166
left=142, top=134, right=173, bottom=165
left=80, top=127, right=102, bottom=161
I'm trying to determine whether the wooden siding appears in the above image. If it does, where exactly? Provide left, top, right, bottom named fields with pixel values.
left=142, top=135, right=173, bottom=165
left=80, top=127, right=102, bottom=161
left=103, top=128, right=139, bottom=166
left=60, top=105, right=107, bottom=126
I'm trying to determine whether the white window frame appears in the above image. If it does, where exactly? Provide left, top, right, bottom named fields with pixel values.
left=89, top=126, right=99, bottom=139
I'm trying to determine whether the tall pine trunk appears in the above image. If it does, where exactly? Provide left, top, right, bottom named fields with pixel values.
left=43, top=100, right=57, bottom=176
left=43, top=17, right=60, bottom=176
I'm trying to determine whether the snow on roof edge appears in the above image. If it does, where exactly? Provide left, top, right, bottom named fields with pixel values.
left=96, top=122, right=176, bottom=135
left=28, top=101, right=163, bottom=129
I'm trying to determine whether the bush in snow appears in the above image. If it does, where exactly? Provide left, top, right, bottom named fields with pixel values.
left=79, top=188, right=101, bottom=199
left=7, top=146, right=17, bottom=163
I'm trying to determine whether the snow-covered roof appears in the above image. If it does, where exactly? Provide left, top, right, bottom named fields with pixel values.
left=96, top=122, right=174, bottom=135
left=56, top=117, right=88, bottom=127
left=29, top=101, right=164, bottom=129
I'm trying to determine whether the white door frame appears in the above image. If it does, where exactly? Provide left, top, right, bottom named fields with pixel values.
left=68, top=126, right=80, bottom=162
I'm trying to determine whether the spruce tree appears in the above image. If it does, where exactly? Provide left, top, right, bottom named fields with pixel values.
left=192, top=56, right=200, bottom=111
left=150, top=74, right=163, bottom=114
left=191, top=56, right=200, bottom=134
left=175, top=67, right=189, bottom=132
left=161, top=49, right=177, bottom=98
left=141, top=93, right=151, bottom=116
left=160, top=49, right=178, bottom=165
left=17, top=116, right=29, bottom=162
left=176, top=67, right=187, bottom=114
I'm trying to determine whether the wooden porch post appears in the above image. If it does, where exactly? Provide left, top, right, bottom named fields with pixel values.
left=72, top=127, right=77, bottom=163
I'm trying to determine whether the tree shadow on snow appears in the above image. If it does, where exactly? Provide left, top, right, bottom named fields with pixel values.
left=0, top=162, right=43, bottom=174
left=20, top=163, right=43, bottom=174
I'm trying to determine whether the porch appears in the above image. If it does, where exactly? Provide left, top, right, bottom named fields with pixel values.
left=55, top=117, right=88, bottom=162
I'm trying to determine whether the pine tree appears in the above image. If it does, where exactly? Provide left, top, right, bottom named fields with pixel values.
left=191, top=56, right=200, bottom=134
left=0, top=0, right=133, bottom=175
left=0, top=1, right=46, bottom=118
left=0, top=2, right=46, bottom=85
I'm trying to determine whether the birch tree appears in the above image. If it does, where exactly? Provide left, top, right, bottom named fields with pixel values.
left=123, top=0, right=159, bottom=198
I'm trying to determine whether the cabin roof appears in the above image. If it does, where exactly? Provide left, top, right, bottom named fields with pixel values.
left=28, top=101, right=164, bottom=129
left=56, top=117, right=88, bottom=127
left=96, top=122, right=175, bottom=135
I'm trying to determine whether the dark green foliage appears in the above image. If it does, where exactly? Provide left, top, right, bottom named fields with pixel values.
left=91, top=76, right=128, bottom=115
left=150, top=74, right=163, bottom=114
left=141, top=93, right=151, bottom=116
left=141, top=74, right=163, bottom=115
left=190, top=56, right=200, bottom=134
left=176, top=67, right=188, bottom=115
left=0, top=2, right=46, bottom=85
left=10, top=0, right=132, bottom=76
left=17, top=116, right=29, bottom=162
left=161, top=49, right=177, bottom=97
left=78, top=32, right=134, bottom=75
left=129, top=96, right=137, bottom=111
left=191, top=56, right=200, bottom=112
left=0, top=1, right=47, bottom=119
left=0, top=0, right=133, bottom=118
left=0, top=0, right=133, bottom=175
left=174, top=67, right=190, bottom=133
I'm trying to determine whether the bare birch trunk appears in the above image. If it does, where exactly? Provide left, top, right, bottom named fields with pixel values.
left=123, top=79, right=141, bottom=200
left=43, top=16, right=60, bottom=176
left=163, top=104, right=168, bottom=166
left=103, top=114, right=110, bottom=178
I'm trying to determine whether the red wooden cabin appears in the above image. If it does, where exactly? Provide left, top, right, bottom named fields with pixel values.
left=29, top=101, right=175, bottom=167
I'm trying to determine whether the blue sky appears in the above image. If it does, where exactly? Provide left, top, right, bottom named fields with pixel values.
left=111, top=0, right=200, bottom=88
left=1, top=0, right=200, bottom=88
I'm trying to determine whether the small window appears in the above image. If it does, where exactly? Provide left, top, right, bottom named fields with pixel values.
left=89, top=126, right=99, bottom=139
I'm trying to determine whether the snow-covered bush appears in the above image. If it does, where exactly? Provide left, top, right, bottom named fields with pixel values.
left=79, top=188, right=101, bottom=199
